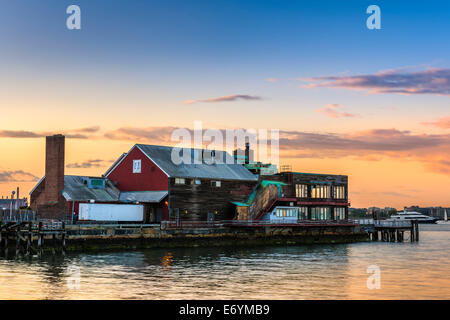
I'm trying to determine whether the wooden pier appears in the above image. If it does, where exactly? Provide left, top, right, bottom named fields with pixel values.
left=365, top=220, right=419, bottom=242
left=0, top=221, right=66, bottom=255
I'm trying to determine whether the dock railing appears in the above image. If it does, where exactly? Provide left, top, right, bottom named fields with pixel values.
left=0, top=209, right=35, bottom=223
left=161, top=219, right=357, bottom=229
left=373, top=219, right=412, bottom=228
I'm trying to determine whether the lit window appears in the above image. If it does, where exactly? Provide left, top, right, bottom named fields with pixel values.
left=295, top=184, right=308, bottom=198
left=333, top=186, right=346, bottom=199
left=211, top=180, right=221, bottom=187
left=175, top=178, right=186, bottom=184
left=133, top=160, right=141, bottom=173
left=311, top=185, right=330, bottom=199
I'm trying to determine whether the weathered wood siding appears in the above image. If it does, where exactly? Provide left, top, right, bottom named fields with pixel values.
left=169, top=178, right=257, bottom=221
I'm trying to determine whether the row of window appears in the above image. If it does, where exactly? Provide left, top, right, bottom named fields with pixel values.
left=174, top=178, right=221, bottom=187
left=295, top=184, right=346, bottom=199
left=273, top=207, right=346, bottom=220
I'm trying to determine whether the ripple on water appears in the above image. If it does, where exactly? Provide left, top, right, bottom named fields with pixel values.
left=0, top=229, right=449, bottom=299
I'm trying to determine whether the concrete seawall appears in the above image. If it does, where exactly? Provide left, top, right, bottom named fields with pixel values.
left=64, top=224, right=369, bottom=252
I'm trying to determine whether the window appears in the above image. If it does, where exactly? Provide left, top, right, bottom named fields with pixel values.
left=275, top=207, right=298, bottom=218
left=311, top=185, right=331, bottom=199
left=298, top=207, right=308, bottom=220
left=175, top=178, right=186, bottom=184
left=334, top=207, right=346, bottom=220
left=194, top=179, right=201, bottom=185
left=133, top=160, right=141, bottom=173
left=311, top=207, right=331, bottom=220
left=333, top=186, right=346, bottom=199
left=295, top=184, right=308, bottom=198
left=211, top=180, right=221, bottom=187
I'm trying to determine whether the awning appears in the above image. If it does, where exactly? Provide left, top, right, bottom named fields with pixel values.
left=231, top=201, right=249, bottom=207
left=119, top=191, right=168, bottom=203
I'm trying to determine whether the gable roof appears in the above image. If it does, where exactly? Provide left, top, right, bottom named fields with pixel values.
left=135, top=144, right=258, bottom=181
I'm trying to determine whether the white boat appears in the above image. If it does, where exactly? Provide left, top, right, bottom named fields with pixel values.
left=389, top=211, right=438, bottom=224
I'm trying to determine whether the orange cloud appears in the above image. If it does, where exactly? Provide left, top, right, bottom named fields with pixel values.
left=316, top=104, right=356, bottom=118
left=422, top=116, right=450, bottom=129
left=0, top=170, right=39, bottom=183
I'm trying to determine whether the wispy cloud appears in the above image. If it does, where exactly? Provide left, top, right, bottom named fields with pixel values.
left=66, top=159, right=114, bottom=169
left=72, top=126, right=101, bottom=133
left=303, top=68, right=450, bottom=96
left=422, top=116, right=450, bottom=129
left=316, top=104, right=356, bottom=118
left=183, top=94, right=262, bottom=104
left=0, top=130, right=43, bottom=138
left=0, top=127, right=101, bottom=139
left=105, top=127, right=180, bottom=143
left=0, top=170, right=39, bottom=183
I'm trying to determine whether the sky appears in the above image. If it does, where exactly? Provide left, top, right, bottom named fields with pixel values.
left=0, top=0, right=449, bottom=208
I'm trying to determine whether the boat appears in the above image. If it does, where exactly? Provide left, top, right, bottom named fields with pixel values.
left=389, top=211, right=438, bottom=224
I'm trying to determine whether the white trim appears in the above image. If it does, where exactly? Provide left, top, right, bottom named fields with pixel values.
left=29, top=176, right=45, bottom=195
left=104, top=151, right=129, bottom=177
left=135, top=145, right=170, bottom=177
left=104, top=152, right=127, bottom=177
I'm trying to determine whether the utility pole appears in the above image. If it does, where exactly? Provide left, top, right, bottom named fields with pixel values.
left=10, top=190, right=16, bottom=219
left=16, top=187, right=20, bottom=210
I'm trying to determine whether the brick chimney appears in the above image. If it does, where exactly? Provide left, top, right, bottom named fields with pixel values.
left=44, top=134, right=65, bottom=204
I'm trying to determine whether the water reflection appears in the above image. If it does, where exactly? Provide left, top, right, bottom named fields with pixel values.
left=0, top=228, right=449, bottom=299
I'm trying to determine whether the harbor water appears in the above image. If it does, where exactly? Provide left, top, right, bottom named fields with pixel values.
left=0, top=223, right=449, bottom=299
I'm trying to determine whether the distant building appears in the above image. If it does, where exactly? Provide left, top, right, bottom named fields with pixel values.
left=368, top=207, right=396, bottom=219
left=0, top=197, right=28, bottom=210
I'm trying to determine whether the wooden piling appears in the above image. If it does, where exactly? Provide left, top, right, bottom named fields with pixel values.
left=16, top=230, right=21, bottom=255
left=61, top=222, right=66, bottom=253
left=26, top=222, right=32, bottom=255
left=52, top=233, right=56, bottom=255
left=37, top=222, right=43, bottom=253
left=415, top=221, right=419, bottom=241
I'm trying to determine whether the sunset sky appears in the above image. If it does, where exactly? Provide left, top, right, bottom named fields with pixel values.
left=0, top=0, right=449, bottom=208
